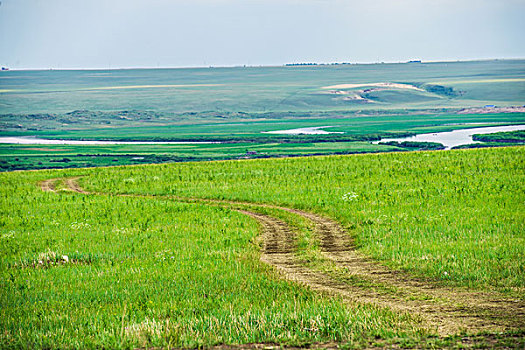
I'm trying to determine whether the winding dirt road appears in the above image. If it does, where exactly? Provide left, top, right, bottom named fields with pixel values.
left=40, top=177, right=525, bottom=336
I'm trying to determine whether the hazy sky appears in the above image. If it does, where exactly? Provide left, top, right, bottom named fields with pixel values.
left=1, top=0, right=524, bottom=69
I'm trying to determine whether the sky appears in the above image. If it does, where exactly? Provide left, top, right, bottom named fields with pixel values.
left=0, top=0, right=524, bottom=69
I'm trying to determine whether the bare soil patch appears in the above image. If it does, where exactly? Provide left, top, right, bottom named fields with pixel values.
left=39, top=178, right=57, bottom=192
left=64, top=177, right=90, bottom=194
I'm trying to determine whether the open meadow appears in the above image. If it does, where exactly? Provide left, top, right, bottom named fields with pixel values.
left=1, top=147, right=524, bottom=348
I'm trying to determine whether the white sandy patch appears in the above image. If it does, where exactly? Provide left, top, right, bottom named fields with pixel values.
left=262, top=126, right=344, bottom=135
left=322, top=82, right=424, bottom=91
left=342, top=94, right=367, bottom=101
left=319, top=90, right=373, bottom=102
left=321, top=90, right=365, bottom=98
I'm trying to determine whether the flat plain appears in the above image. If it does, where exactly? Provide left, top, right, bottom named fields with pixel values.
left=1, top=60, right=525, bottom=170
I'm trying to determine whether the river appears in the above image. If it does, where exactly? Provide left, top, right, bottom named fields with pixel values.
left=374, top=125, right=525, bottom=149
left=1, top=124, right=524, bottom=148
left=0, top=137, right=218, bottom=145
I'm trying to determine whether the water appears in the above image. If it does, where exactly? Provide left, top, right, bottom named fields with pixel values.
left=262, top=126, right=344, bottom=135
left=0, top=137, right=218, bottom=145
left=374, top=125, right=525, bottom=149
left=1, top=125, right=523, bottom=148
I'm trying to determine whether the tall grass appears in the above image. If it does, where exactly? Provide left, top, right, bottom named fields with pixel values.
left=1, top=147, right=523, bottom=348
left=0, top=171, right=418, bottom=348
left=87, top=147, right=525, bottom=290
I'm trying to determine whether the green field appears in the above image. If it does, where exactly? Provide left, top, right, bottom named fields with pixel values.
left=1, top=147, right=524, bottom=348
left=82, top=147, right=525, bottom=291
left=2, top=60, right=525, bottom=171
left=473, top=130, right=525, bottom=143
left=3, top=177, right=415, bottom=348
left=2, top=60, right=525, bottom=116
left=0, top=141, right=403, bottom=171
left=3, top=119, right=524, bottom=171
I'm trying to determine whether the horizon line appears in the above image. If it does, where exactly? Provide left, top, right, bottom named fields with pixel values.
left=2, top=57, right=524, bottom=72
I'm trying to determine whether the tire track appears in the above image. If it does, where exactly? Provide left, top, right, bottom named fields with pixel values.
left=284, top=208, right=525, bottom=334
left=64, top=177, right=89, bottom=194
left=40, top=177, right=525, bottom=335
left=39, top=179, right=57, bottom=192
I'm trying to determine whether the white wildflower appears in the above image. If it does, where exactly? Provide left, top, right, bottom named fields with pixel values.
left=70, top=221, right=90, bottom=230
left=342, top=192, right=359, bottom=201
left=38, top=249, right=57, bottom=262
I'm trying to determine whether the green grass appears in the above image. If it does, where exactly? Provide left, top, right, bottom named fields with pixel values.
left=85, top=147, right=525, bottom=291
left=2, top=59, right=524, bottom=348
left=0, top=141, right=404, bottom=171
left=473, top=130, right=525, bottom=143
left=1, top=147, right=523, bottom=348
left=1, top=111, right=524, bottom=172
left=0, top=172, right=419, bottom=349
left=3, top=112, right=524, bottom=141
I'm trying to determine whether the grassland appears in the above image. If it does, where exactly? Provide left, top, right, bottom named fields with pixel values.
left=0, top=169, right=422, bottom=349
left=1, top=60, right=524, bottom=116
left=1, top=147, right=523, bottom=348
left=4, top=111, right=524, bottom=141
left=83, top=147, right=525, bottom=291
left=1, top=60, right=524, bottom=347
left=473, top=130, right=525, bottom=143
left=0, top=141, right=404, bottom=171
left=1, top=60, right=524, bottom=171
left=2, top=111, right=524, bottom=171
